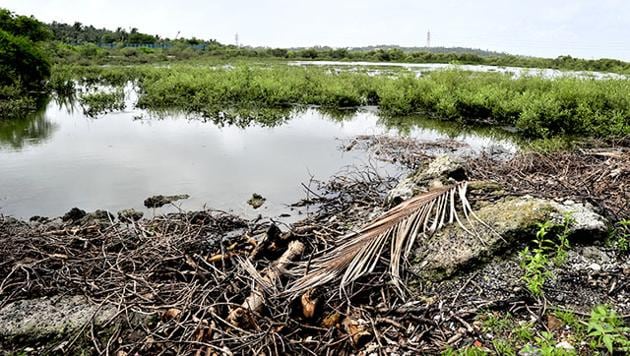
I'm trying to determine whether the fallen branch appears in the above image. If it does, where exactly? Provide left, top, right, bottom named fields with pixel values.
left=227, top=240, right=305, bottom=327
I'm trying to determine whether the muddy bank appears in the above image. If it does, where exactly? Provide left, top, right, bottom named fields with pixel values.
left=1, top=144, right=628, bottom=354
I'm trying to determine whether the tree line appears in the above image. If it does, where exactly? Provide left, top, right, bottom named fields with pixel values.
left=0, top=8, right=51, bottom=118
left=48, top=21, right=220, bottom=46
left=39, top=14, right=630, bottom=74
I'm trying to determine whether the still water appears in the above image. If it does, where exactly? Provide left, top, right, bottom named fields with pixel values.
left=290, top=61, right=627, bottom=80
left=0, top=99, right=516, bottom=220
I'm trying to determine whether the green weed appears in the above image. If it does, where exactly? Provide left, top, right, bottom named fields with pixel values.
left=519, top=213, right=573, bottom=297
left=587, top=305, right=630, bottom=353
left=607, top=219, right=629, bottom=253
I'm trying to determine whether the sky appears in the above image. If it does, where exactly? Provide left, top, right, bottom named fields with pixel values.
left=2, top=0, right=630, bottom=60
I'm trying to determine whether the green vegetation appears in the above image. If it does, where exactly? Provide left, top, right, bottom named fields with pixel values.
left=554, top=306, right=630, bottom=353
left=443, top=306, right=629, bottom=355
left=78, top=89, right=125, bottom=117
left=441, top=346, right=488, bottom=355
left=2, top=7, right=629, bottom=143
left=587, top=305, right=630, bottom=353
left=48, top=42, right=630, bottom=75
left=52, top=63, right=630, bottom=140
left=5, top=8, right=630, bottom=73
left=40, top=19, right=630, bottom=75
left=607, top=219, right=629, bottom=253
left=519, top=214, right=573, bottom=297
left=0, top=9, right=51, bottom=119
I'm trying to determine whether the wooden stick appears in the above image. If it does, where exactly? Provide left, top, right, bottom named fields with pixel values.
left=228, top=240, right=304, bottom=327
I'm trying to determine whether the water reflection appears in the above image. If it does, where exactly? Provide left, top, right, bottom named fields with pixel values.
left=0, top=95, right=517, bottom=220
left=378, top=114, right=517, bottom=142
left=0, top=101, right=58, bottom=150
left=290, top=61, right=628, bottom=80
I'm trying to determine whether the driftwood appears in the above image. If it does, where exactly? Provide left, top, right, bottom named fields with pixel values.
left=227, top=240, right=305, bottom=327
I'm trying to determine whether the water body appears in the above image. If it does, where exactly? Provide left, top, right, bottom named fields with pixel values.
left=0, top=98, right=516, bottom=220
left=290, top=61, right=627, bottom=80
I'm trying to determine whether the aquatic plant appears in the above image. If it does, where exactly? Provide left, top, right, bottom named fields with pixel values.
left=52, top=63, right=630, bottom=140
left=78, top=88, right=125, bottom=117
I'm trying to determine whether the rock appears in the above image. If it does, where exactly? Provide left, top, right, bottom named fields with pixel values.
left=386, top=156, right=465, bottom=206
left=62, top=207, right=86, bottom=222
left=144, top=194, right=190, bottom=208
left=0, top=296, right=118, bottom=342
left=247, top=193, right=266, bottom=209
left=581, top=246, right=611, bottom=264
left=117, top=208, right=144, bottom=222
left=411, top=196, right=608, bottom=281
left=588, top=263, right=602, bottom=272
left=551, top=200, right=607, bottom=239
left=61, top=209, right=116, bottom=226
left=74, top=210, right=115, bottom=227
left=89, top=209, right=115, bottom=221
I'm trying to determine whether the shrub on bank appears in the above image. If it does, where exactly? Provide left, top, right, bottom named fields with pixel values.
left=0, top=9, right=51, bottom=119
left=54, top=63, right=630, bottom=139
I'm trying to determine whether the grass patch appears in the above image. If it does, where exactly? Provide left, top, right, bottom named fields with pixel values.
left=607, top=219, right=629, bottom=253
left=460, top=306, right=630, bottom=355
left=52, top=62, right=630, bottom=140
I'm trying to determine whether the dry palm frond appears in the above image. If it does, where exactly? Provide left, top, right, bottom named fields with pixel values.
left=287, top=181, right=484, bottom=295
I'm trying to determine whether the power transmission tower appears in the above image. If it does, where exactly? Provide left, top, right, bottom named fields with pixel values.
left=426, top=30, right=431, bottom=48
left=235, top=33, right=239, bottom=47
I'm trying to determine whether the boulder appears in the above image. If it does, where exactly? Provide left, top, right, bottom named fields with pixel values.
left=71, top=210, right=116, bottom=227
left=0, top=296, right=118, bottom=343
left=410, top=196, right=608, bottom=281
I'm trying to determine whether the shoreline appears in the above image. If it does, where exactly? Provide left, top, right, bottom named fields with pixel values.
left=1, top=145, right=628, bottom=354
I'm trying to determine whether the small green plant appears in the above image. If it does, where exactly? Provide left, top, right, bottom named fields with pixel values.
left=535, top=331, right=557, bottom=354
left=519, top=214, right=573, bottom=297
left=519, top=221, right=554, bottom=296
left=513, top=322, right=536, bottom=343
left=607, top=219, right=629, bottom=253
left=441, top=347, right=487, bottom=356
left=553, top=212, right=574, bottom=265
left=520, top=331, right=576, bottom=356
left=553, top=310, right=585, bottom=334
left=491, top=339, right=516, bottom=355
left=586, top=305, right=630, bottom=353
left=481, top=312, right=514, bottom=334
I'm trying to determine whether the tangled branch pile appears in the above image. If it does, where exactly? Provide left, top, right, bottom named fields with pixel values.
left=468, top=148, right=630, bottom=220
left=1, top=167, right=466, bottom=355
left=1, top=148, right=628, bottom=355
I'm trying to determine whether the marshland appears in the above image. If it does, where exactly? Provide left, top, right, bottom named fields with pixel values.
left=1, top=4, right=629, bottom=355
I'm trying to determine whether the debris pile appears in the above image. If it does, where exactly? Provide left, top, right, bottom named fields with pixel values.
left=1, top=147, right=628, bottom=354
left=468, top=148, right=629, bottom=220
